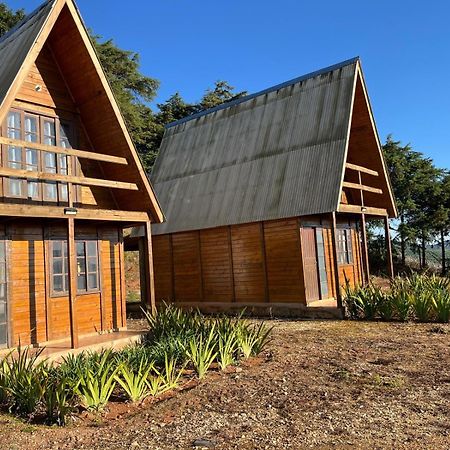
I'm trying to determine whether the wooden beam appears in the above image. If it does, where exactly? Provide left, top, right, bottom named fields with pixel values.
left=330, top=212, right=343, bottom=309
left=384, top=216, right=394, bottom=278
left=0, top=137, right=128, bottom=165
left=338, top=204, right=388, bottom=216
left=0, top=167, right=138, bottom=191
left=342, top=182, right=383, bottom=195
left=0, top=203, right=149, bottom=222
left=143, top=221, right=156, bottom=314
left=67, top=217, right=78, bottom=349
left=345, top=163, right=379, bottom=177
left=361, top=213, right=370, bottom=284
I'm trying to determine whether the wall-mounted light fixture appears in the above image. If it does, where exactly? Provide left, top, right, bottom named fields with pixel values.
left=64, top=207, right=78, bottom=216
left=35, top=84, right=42, bottom=92
left=361, top=206, right=367, bottom=213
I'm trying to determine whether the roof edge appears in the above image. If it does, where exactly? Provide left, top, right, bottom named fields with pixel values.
left=166, top=56, right=360, bottom=129
left=0, top=0, right=55, bottom=46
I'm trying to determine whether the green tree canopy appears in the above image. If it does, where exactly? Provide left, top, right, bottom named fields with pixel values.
left=0, top=3, right=23, bottom=36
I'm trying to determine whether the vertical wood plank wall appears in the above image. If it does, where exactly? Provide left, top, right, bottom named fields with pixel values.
left=153, top=216, right=362, bottom=306
left=7, top=221, right=125, bottom=346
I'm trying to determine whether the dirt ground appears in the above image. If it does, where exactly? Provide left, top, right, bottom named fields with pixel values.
left=0, top=320, right=448, bottom=450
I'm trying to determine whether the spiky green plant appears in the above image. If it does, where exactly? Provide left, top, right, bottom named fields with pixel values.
left=236, top=322, right=273, bottom=358
left=147, top=374, right=166, bottom=396
left=431, top=288, right=450, bottom=323
left=159, top=355, right=183, bottom=390
left=185, top=325, right=218, bottom=379
left=6, top=346, right=47, bottom=415
left=75, top=349, right=117, bottom=411
left=0, top=352, right=12, bottom=404
left=217, top=330, right=237, bottom=370
left=115, top=359, right=154, bottom=403
left=44, top=370, right=75, bottom=426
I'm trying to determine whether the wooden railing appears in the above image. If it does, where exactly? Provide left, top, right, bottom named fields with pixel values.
left=0, top=137, right=136, bottom=191
left=0, top=137, right=128, bottom=165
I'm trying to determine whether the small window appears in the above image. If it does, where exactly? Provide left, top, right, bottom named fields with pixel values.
left=50, top=239, right=100, bottom=296
left=336, top=229, right=353, bottom=265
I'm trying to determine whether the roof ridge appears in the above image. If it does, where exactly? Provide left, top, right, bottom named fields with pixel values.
left=165, top=56, right=360, bottom=129
left=0, top=0, right=55, bottom=46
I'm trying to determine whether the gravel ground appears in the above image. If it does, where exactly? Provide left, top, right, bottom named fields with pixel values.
left=0, top=320, right=448, bottom=450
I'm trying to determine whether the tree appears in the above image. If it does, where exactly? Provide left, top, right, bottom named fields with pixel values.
left=0, top=3, right=24, bottom=37
left=198, top=80, right=247, bottom=111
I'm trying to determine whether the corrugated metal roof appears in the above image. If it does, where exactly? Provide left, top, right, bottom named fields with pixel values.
left=0, top=0, right=56, bottom=109
left=151, top=59, right=358, bottom=235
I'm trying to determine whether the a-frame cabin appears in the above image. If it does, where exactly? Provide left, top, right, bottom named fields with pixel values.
left=0, top=0, right=163, bottom=349
left=141, top=58, right=397, bottom=316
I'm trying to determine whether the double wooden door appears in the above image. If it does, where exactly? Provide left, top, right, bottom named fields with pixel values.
left=301, top=227, right=329, bottom=303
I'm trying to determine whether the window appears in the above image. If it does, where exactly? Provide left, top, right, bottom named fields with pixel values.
left=2, top=110, right=76, bottom=203
left=50, top=239, right=99, bottom=296
left=336, top=229, right=353, bottom=265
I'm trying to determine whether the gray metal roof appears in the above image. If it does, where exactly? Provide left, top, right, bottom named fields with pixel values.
left=151, top=59, right=359, bottom=235
left=0, top=0, right=56, bottom=110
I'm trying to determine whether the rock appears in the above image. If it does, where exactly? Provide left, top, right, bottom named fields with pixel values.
left=192, top=438, right=216, bottom=448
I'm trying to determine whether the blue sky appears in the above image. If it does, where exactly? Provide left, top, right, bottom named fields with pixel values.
left=7, top=0, right=450, bottom=169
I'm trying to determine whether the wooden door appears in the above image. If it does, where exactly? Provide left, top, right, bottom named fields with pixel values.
left=301, top=227, right=320, bottom=302
left=0, top=240, right=8, bottom=348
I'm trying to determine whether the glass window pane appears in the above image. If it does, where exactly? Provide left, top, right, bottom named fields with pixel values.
left=0, top=324, right=6, bottom=346
left=0, top=285, right=5, bottom=302
left=53, top=258, right=63, bottom=275
left=44, top=152, right=57, bottom=172
left=8, top=146, right=22, bottom=164
left=7, top=111, right=20, bottom=130
left=43, top=120, right=56, bottom=146
left=45, top=183, right=57, bottom=200
left=25, top=149, right=38, bottom=168
left=76, top=242, right=85, bottom=257
left=0, top=242, right=5, bottom=261
left=88, top=273, right=98, bottom=290
left=77, top=257, right=86, bottom=274
left=53, top=275, right=63, bottom=292
left=0, top=263, right=5, bottom=283
left=77, top=274, right=87, bottom=291
left=28, top=181, right=39, bottom=199
left=58, top=155, right=68, bottom=174
left=9, top=179, right=22, bottom=196
left=24, top=116, right=37, bottom=133
left=87, top=257, right=97, bottom=273
left=86, top=241, right=97, bottom=258
left=0, top=301, right=6, bottom=322
left=53, top=241, right=62, bottom=258
left=60, top=184, right=68, bottom=201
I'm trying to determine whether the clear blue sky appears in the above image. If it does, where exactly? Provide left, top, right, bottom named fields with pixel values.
left=7, top=0, right=450, bottom=169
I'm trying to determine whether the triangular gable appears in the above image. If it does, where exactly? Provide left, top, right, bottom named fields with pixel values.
left=338, top=61, right=397, bottom=218
left=0, top=0, right=164, bottom=223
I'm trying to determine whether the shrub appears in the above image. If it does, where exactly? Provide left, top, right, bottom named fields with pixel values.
left=236, top=321, right=272, bottom=358
left=431, top=288, right=450, bottom=323
left=44, top=370, right=75, bottom=426
left=217, top=330, right=237, bottom=370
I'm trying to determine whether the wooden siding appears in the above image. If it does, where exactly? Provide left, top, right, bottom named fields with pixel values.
left=153, top=235, right=173, bottom=301
left=200, top=228, right=234, bottom=302
left=231, top=224, right=266, bottom=303
left=172, top=232, right=202, bottom=302
left=264, top=219, right=304, bottom=303
left=6, top=221, right=125, bottom=346
left=153, top=216, right=363, bottom=307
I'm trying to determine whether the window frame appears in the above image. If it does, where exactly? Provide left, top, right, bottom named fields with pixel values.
left=336, top=228, right=354, bottom=266
left=1, top=108, right=79, bottom=204
left=49, top=238, right=101, bottom=298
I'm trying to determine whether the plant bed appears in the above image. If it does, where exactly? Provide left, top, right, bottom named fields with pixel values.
left=0, top=305, right=272, bottom=428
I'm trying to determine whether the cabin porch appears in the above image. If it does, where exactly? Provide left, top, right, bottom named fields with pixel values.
left=0, top=215, right=155, bottom=351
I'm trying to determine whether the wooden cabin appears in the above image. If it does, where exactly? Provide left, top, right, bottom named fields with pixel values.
left=133, top=58, right=397, bottom=317
left=0, top=0, right=163, bottom=349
